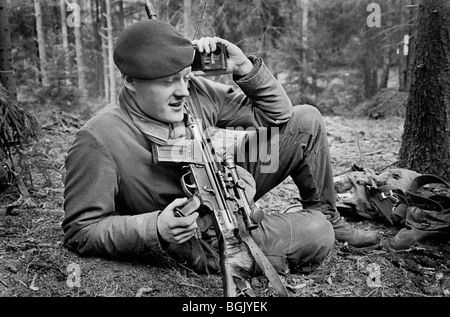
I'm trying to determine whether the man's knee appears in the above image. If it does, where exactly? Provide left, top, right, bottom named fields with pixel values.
left=293, top=104, right=322, bottom=117
left=298, top=210, right=335, bottom=251
left=288, top=104, right=325, bottom=135
left=287, top=210, right=335, bottom=273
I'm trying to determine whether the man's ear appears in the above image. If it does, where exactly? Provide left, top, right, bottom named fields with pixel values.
left=123, top=75, right=136, bottom=91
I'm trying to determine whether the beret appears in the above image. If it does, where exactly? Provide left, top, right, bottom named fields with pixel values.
left=113, top=20, right=194, bottom=80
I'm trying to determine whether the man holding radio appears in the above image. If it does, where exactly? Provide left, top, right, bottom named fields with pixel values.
left=62, top=19, right=380, bottom=276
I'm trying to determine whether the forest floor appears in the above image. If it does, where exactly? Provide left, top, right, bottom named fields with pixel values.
left=0, top=106, right=450, bottom=299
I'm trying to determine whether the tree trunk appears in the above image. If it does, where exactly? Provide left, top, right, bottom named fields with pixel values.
left=89, top=0, right=103, bottom=98
left=117, top=0, right=124, bottom=31
left=379, top=49, right=391, bottom=89
left=399, top=0, right=450, bottom=180
left=398, top=42, right=407, bottom=91
left=405, top=0, right=419, bottom=92
left=33, top=0, right=49, bottom=87
left=183, top=0, right=194, bottom=38
left=295, top=0, right=309, bottom=95
left=73, top=0, right=87, bottom=97
left=301, top=0, right=309, bottom=70
left=100, top=0, right=110, bottom=102
left=59, top=0, right=71, bottom=86
left=0, top=0, right=17, bottom=100
left=105, top=0, right=116, bottom=105
left=102, top=37, right=110, bottom=102
left=398, top=0, right=419, bottom=92
left=379, top=0, right=397, bottom=90
left=362, top=57, right=378, bottom=99
left=397, top=0, right=407, bottom=92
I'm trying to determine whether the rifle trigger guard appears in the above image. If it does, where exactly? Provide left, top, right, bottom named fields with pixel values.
left=181, top=171, right=197, bottom=196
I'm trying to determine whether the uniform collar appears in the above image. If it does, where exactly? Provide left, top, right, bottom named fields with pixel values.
left=118, top=86, right=187, bottom=145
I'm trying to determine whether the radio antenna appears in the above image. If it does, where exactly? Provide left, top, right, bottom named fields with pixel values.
left=145, top=1, right=157, bottom=19
left=193, top=1, right=207, bottom=40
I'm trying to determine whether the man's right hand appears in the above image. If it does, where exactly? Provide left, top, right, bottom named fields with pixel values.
left=157, top=198, right=199, bottom=245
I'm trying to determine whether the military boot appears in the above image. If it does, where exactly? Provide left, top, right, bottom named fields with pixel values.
left=390, top=226, right=450, bottom=250
left=332, top=217, right=381, bottom=249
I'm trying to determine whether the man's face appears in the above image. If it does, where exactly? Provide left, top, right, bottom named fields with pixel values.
left=128, top=67, right=191, bottom=123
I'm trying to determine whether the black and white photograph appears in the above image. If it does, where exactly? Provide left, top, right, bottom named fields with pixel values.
left=0, top=0, right=449, bottom=303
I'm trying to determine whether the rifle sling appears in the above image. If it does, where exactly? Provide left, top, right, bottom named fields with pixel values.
left=237, top=217, right=289, bottom=297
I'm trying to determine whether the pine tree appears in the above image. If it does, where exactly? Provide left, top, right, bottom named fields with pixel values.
left=399, top=0, right=450, bottom=180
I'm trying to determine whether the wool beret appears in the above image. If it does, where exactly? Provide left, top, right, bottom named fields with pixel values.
left=113, top=20, right=194, bottom=80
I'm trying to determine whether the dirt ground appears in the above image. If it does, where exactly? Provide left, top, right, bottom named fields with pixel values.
left=0, top=109, right=449, bottom=299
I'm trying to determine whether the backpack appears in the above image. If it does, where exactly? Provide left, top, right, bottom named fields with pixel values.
left=369, top=173, right=450, bottom=228
left=334, top=166, right=450, bottom=229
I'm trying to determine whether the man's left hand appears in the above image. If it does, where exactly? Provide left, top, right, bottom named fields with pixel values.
left=191, top=36, right=253, bottom=77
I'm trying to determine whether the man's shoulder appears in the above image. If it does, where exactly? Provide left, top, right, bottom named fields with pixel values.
left=83, top=103, right=128, bottom=129
left=76, top=103, right=136, bottom=143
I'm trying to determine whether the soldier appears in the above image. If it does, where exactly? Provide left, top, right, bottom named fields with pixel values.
left=62, top=19, right=380, bottom=276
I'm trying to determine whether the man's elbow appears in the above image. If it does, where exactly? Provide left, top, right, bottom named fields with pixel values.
left=62, top=221, right=96, bottom=256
